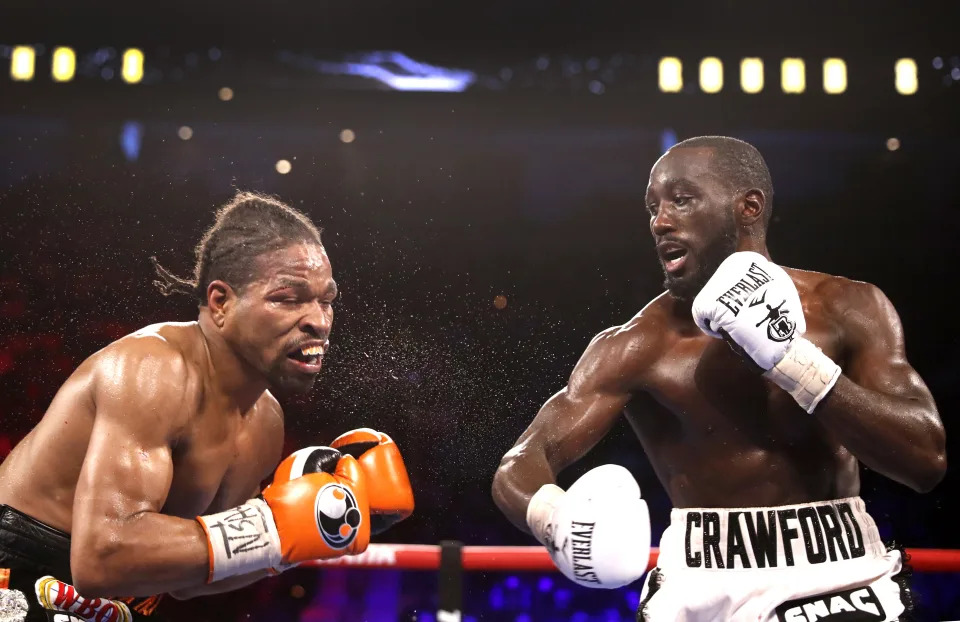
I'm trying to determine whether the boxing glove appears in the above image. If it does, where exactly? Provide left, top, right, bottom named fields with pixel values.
left=264, top=445, right=345, bottom=574
left=331, top=428, right=414, bottom=534
left=692, top=252, right=840, bottom=413
left=197, top=454, right=370, bottom=583
left=526, top=465, right=650, bottom=589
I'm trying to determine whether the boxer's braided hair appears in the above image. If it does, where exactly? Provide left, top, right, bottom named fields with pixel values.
left=151, top=191, right=322, bottom=306
left=672, top=135, right=774, bottom=226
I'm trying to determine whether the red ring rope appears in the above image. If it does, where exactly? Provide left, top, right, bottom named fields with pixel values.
left=304, top=545, right=960, bottom=572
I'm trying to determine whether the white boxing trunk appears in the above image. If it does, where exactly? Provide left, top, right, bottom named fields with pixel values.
left=638, top=497, right=911, bottom=622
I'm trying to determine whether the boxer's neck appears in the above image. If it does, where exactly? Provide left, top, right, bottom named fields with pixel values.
left=735, top=237, right=771, bottom=261
left=196, top=312, right=268, bottom=412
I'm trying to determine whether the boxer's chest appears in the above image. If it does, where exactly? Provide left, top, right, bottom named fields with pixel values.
left=162, top=408, right=267, bottom=518
left=638, top=302, right=842, bottom=436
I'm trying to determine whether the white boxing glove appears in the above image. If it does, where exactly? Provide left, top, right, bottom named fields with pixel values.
left=526, top=465, right=650, bottom=589
left=692, top=251, right=841, bottom=413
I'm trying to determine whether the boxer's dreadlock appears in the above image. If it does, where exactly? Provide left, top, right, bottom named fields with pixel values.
left=151, top=191, right=322, bottom=306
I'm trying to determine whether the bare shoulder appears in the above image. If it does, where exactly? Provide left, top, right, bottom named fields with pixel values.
left=591, top=294, right=669, bottom=354
left=572, top=293, right=670, bottom=393
left=788, top=269, right=895, bottom=318
left=786, top=268, right=901, bottom=342
left=88, top=322, right=205, bottom=431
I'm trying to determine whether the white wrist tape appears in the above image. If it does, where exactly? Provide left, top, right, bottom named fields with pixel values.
left=197, top=498, right=283, bottom=583
left=764, top=337, right=841, bottom=414
left=525, top=484, right=565, bottom=546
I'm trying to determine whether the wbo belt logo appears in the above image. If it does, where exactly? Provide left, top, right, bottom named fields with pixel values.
left=33, top=576, right=132, bottom=622
left=314, top=483, right=362, bottom=549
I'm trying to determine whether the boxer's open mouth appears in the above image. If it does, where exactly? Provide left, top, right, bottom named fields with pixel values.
left=287, top=342, right=326, bottom=370
left=658, top=242, right=688, bottom=274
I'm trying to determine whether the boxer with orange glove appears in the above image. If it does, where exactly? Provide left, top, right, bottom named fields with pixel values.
left=197, top=430, right=413, bottom=583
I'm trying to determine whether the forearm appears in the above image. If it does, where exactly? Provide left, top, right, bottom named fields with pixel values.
left=169, top=569, right=271, bottom=600
left=492, top=443, right=557, bottom=533
left=815, top=375, right=946, bottom=491
left=73, top=512, right=210, bottom=598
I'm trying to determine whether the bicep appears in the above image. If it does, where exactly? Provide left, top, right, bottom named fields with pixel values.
left=527, top=384, right=630, bottom=471
left=514, top=331, right=638, bottom=473
left=72, top=348, right=186, bottom=547
left=842, top=284, right=933, bottom=402
left=75, top=412, right=174, bottom=518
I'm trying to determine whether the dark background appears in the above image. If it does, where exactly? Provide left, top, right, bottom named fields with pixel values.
left=1, top=1, right=959, bottom=620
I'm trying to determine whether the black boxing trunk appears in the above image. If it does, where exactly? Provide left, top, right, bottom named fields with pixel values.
left=0, top=504, right=163, bottom=622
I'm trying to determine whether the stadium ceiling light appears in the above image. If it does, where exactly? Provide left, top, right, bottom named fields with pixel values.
left=699, top=57, right=723, bottom=94
left=740, top=58, right=763, bottom=94
left=823, top=58, right=846, bottom=94
left=781, top=58, right=806, bottom=94
left=122, top=48, right=144, bottom=84
left=895, top=58, right=917, bottom=95
left=659, top=57, right=683, bottom=93
left=51, top=47, right=76, bottom=82
left=11, top=46, right=35, bottom=81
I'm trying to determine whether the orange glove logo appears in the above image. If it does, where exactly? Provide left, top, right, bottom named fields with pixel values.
left=314, top=483, right=363, bottom=549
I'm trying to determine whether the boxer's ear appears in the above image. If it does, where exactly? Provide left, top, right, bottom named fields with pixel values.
left=207, top=280, right=235, bottom=327
left=739, top=188, right=765, bottom=226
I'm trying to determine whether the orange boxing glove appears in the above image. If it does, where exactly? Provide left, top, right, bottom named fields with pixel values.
left=264, top=445, right=345, bottom=574
left=197, top=455, right=370, bottom=583
left=331, top=428, right=414, bottom=534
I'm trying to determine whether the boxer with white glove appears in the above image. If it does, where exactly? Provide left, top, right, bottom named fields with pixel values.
left=692, top=251, right=841, bottom=413
left=526, top=465, right=650, bottom=589
left=494, top=136, right=943, bottom=622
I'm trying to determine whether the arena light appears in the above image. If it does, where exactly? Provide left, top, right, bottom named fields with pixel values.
left=51, top=47, right=76, bottom=82
left=121, top=48, right=144, bottom=84
left=740, top=58, right=763, bottom=93
left=895, top=58, right=917, bottom=95
left=10, top=46, right=35, bottom=81
left=822, top=58, right=846, bottom=94
left=699, top=57, right=723, bottom=93
left=659, top=57, right=682, bottom=93
left=781, top=58, right=805, bottom=94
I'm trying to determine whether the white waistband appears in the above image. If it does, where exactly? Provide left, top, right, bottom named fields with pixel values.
left=657, top=496, right=887, bottom=571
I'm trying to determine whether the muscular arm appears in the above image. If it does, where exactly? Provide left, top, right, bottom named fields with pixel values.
left=492, top=324, right=649, bottom=532
left=71, top=340, right=209, bottom=597
left=815, top=282, right=946, bottom=492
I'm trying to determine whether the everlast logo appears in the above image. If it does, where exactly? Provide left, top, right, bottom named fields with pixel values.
left=570, top=521, right=602, bottom=585
left=775, top=586, right=885, bottom=621
left=684, top=502, right=866, bottom=569
left=34, top=576, right=132, bottom=622
left=716, top=262, right=774, bottom=316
